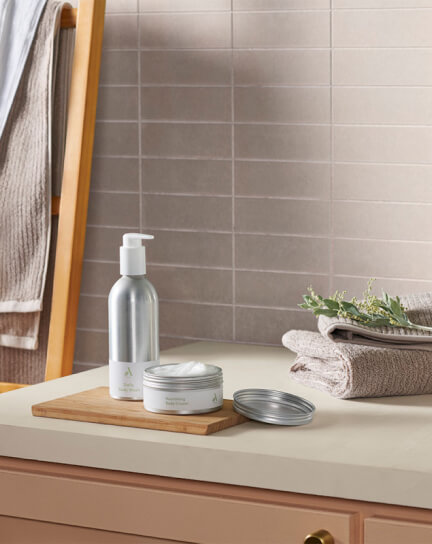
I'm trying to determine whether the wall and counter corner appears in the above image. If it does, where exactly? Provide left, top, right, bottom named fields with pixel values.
left=76, top=0, right=432, bottom=370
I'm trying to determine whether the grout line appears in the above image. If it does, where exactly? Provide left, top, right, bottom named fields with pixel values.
left=104, top=46, right=432, bottom=53
left=329, top=0, right=334, bottom=294
left=98, top=119, right=334, bottom=126
left=98, top=117, right=432, bottom=129
left=137, top=1, right=143, bottom=235
left=231, top=0, right=236, bottom=342
left=92, top=154, right=432, bottom=167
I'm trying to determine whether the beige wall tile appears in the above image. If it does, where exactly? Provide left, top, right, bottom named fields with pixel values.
left=78, top=296, right=107, bottom=331
left=81, top=261, right=119, bottom=296
left=236, top=124, right=331, bottom=161
left=235, top=87, right=330, bottom=124
left=233, top=12, right=330, bottom=48
left=334, top=126, right=432, bottom=164
left=75, top=330, right=108, bottom=364
left=100, top=51, right=138, bottom=85
left=78, top=3, right=432, bottom=357
left=235, top=50, right=330, bottom=85
left=160, top=337, right=192, bottom=350
left=234, top=0, right=330, bottom=8
left=147, top=230, right=232, bottom=267
left=235, top=307, right=316, bottom=344
left=97, top=86, right=139, bottom=121
left=236, top=271, right=328, bottom=308
left=334, top=9, right=432, bottom=47
left=106, top=0, right=138, bottom=13
left=148, top=265, right=233, bottom=303
left=141, top=87, right=231, bottom=122
left=235, top=161, right=331, bottom=199
left=333, top=239, right=432, bottom=280
left=141, top=123, right=231, bottom=158
left=141, top=51, right=231, bottom=85
left=333, top=276, right=432, bottom=300
left=334, top=0, right=432, bottom=6
left=334, top=201, right=432, bottom=241
left=333, top=49, right=432, bottom=86
left=235, top=198, right=330, bottom=235
left=87, top=192, right=140, bottom=227
left=333, top=87, right=432, bottom=126
left=142, top=158, right=232, bottom=195
left=143, top=195, right=232, bottom=230
left=160, top=301, right=233, bottom=340
left=92, top=157, right=139, bottom=192
left=140, top=13, right=231, bottom=49
left=74, top=362, right=101, bottom=373
left=93, top=122, right=139, bottom=156
left=236, top=234, right=329, bottom=273
left=103, top=15, right=138, bottom=49
left=333, top=163, right=432, bottom=202
left=84, top=227, right=133, bottom=262
left=140, top=0, right=230, bottom=10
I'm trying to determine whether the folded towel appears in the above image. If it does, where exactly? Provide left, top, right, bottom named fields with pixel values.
left=283, top=293, right=432, bottom=399
left=0, top=1, right=65, bottom=350
left=318, top=292, right=432, bottom=351
left=0, top=16, right=74, bottom=383
left=0, top=0, right=48, bottom=139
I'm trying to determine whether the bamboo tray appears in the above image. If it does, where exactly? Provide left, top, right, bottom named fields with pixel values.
left=32, top=386, right=249, bottom=435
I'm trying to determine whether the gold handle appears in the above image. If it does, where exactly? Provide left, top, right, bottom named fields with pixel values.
left=304, top=529, right=334, bottom=544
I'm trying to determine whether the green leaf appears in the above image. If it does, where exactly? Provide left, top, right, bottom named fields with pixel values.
left=340, top=301, right=361, bottom=316
left=298, top=303, right=309, bottom=310
left=323, top=298, right=340, bottom=310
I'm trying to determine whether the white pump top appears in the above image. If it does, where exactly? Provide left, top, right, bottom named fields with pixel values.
left=120, top=233, right=154, bottom=276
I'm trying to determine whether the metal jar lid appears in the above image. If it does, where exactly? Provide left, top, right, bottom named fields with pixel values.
left=143, top=364, right=223, bottom=391
left=233, top=388, right=315, bottom=426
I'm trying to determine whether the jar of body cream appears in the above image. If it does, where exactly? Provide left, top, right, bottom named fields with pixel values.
left=143, top=361, right=223, bottom=415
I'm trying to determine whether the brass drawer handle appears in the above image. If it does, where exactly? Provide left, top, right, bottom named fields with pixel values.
left=304, top=529, right=334, bottom=544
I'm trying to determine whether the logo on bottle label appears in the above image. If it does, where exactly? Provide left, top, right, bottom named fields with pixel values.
left=109, top=360, right=158, bottom=400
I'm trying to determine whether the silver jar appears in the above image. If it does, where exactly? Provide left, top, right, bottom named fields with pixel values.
left=143, top=364, right=223, bottom=415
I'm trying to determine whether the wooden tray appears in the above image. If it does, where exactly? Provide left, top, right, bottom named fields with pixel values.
left=32, top=387, right=248, bottom=435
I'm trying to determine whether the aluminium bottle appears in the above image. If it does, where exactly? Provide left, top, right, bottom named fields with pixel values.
left=108, top=233, right=159, bottom=400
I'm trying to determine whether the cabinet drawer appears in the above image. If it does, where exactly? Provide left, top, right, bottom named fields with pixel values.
left=0, top=469, right=355, bottom=544
left=365, top=517, right=432, bottom=544
left=0, top=515, right=185, bottom=544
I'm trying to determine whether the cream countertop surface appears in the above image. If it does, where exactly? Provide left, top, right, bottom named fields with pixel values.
left=0, top=341, right=431, bottom=509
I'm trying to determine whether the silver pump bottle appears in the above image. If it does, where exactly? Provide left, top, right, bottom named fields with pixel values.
left=108, top=233, right=159, bottom=400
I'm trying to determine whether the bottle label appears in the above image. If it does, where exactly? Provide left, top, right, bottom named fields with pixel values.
left=109, top=360, right=158, bottom=400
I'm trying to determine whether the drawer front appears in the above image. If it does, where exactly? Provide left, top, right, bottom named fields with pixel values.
left=0, top=470, right=355, bottom=544
left=0, top=515, right=185, bottom=544
left=365, top=517, right=432, bottom=544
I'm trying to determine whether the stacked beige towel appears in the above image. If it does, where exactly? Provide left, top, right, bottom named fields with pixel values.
left=283, top=293, right=432, bottom=399
left=0, top=2, right=74, bottom=383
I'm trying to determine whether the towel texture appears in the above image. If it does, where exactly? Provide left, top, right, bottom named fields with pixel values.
left=0, top=0, right=48, bottom=139
left=283, top=293, right=432, bottom=399
left=318, top=292, right=432, bottom=350
left=0, top=18, right=74, bottom=384
left=0, top=1, right=65, bottom=350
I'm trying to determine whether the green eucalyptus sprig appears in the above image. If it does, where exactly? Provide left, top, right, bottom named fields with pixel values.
left=299, top=278, right=432, bottom=332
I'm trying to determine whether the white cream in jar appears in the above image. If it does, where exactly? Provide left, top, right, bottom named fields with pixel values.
left=143, top=361, right=223, bottom=415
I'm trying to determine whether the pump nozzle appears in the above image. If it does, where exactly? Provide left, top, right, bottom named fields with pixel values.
left=120, top=233, right=154, bottom=276
left=122, top=233, right=154, bottom=248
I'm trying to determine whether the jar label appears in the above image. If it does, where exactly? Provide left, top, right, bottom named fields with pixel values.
left=109, top=360, right=158, bottom=400
left=143, top=385, right=223, bottom=413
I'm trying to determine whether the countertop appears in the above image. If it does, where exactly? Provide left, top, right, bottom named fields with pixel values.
left=0, top=341, right=431, bottom=509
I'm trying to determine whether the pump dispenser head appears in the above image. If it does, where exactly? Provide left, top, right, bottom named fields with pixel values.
left=120, top=233, right=154, bottom=276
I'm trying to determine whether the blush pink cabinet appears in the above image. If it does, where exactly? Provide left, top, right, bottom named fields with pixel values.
left=0, top=456, right=431, bottom=544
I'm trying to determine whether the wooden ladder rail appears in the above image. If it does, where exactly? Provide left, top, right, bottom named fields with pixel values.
left=0, top=1, right=105, bottom=393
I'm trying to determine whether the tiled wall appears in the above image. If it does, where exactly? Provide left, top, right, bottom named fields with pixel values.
left=75, top=0, right=432, bottom=370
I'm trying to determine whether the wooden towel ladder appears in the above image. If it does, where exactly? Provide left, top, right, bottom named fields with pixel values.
left=0, top=0, right=106, bottom=393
